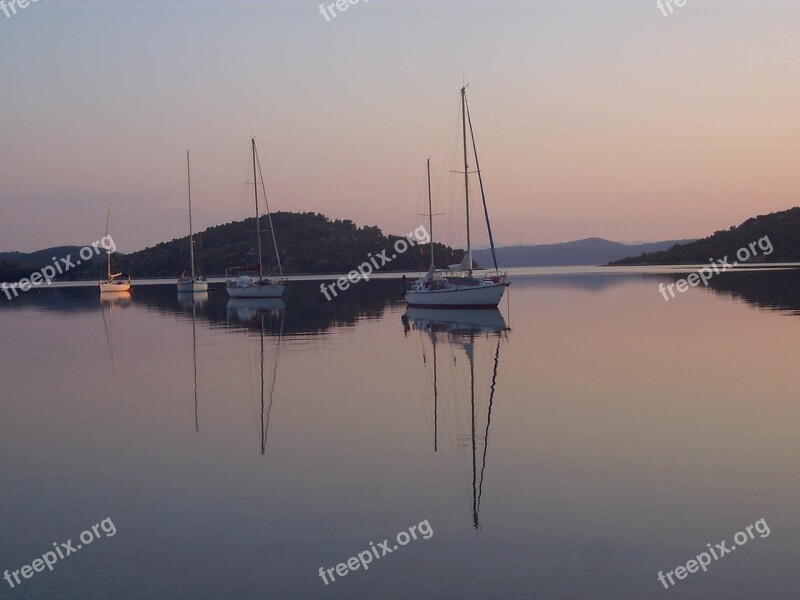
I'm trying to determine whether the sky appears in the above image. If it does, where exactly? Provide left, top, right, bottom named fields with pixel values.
left=1, top=0, right=800, bottom=253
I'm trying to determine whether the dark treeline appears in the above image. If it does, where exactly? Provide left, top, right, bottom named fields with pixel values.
left=1, top=212, right=465, bottom=282
left=611, top=207, right=800, bottom=265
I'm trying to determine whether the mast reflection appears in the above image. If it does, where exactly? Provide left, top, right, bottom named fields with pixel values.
left=179, top=292, right=208, bottom=431
left=227, top=298, right=286, bottom=455
left=403, top=307, right=509, bottom=529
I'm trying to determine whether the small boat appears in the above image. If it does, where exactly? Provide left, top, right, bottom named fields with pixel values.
left=226, top=138, right=287, bottom=299
left=177, top=151, right=208, bottom=293
left=99, top=204, right=132, bottom=293
left=404, top=87, right=509, bottom=309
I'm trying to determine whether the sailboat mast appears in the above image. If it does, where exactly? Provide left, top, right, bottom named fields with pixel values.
left=187, top=151, right=195, bottom=279
left=427, top=159, right=435, bottom=272
left=252, top=138, right=264, bottom=278
left=105, top=204, right=112, bottom=280
left=461, top=86, right=472, bottom=276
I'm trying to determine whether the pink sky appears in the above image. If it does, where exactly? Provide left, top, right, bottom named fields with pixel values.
left=1, top=1, right=799, bottom=253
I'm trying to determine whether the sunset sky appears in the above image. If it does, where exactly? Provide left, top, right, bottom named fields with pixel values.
left=1, top=0, right=799, bottom=253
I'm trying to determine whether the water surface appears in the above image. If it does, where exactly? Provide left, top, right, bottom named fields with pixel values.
left=1, top=269, right=799, bottom=599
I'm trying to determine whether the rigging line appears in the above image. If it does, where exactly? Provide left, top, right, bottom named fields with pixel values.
left=461, top=87, right=472, bottom=275
left=443, top=99, right=463, bottom=250
left=429, top=94, right=462, bottom=161
left=239, top=145, right=253, bottom=222
left=254, top=142, right=283, bottom=278
left=187, top=151, right=195, bottom=279
left=251, top=139, right=264, bottom=278
left=465, top=94, right=499, bottom=273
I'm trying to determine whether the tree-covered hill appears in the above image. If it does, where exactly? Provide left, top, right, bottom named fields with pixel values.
left=610, top=207, right=800, bottom=265
left=62, top=212, right=463, bottom=280
left=0, top=260, right=39, bottom=283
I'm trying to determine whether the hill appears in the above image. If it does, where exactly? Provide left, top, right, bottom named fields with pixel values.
left=0, top=246, right=106, bottom=283
left=609, top=207, right=800, bottom=265
left=14, top=212, right=464, bottom=281
left=0, top=260, right=40, bottom=283
left=472, top=238, right=695, bottom=268
left=0, top=246, right=87, bottom=268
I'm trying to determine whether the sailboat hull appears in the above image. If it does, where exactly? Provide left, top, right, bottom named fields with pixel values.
left=226, top=283, right=286, bottom=298
left=100, top=281, right=131, bottom=293
left=177, top=280, right=209, bottom=293
left=405, top=282, right=507, bottom=308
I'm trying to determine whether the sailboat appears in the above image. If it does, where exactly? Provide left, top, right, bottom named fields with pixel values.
left=177, top=151, right=208, bottom=293
left=99, top=204, right=132, bottom=293
left=226, top=138, right=287, bottom=298
left=404, top=87, right=509, bottom=308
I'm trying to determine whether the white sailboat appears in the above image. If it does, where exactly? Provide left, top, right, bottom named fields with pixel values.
left=99, top=204, right=132, bottom=293
left=405, top=87, right=509, bottom=309
left=226, top=138, right=287, bottom=299
left=177, top=151, right=209, bottom=293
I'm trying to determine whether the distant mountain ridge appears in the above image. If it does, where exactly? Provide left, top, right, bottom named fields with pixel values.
left=473, top=238, right=696, bottom=268
left=610, top=207, right=800, bottom=265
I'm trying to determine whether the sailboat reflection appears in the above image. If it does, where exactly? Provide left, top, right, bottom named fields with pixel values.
left=227, top=298, right=286, bottom=322
left=403, top=307, right=509, bottom=530
left=179, top=292, right=208, bottom=431
left=178, top=291, right=208, bottom=310
left=227, top=298, right=286, bottom=455
left=100, top=290, right=131, bottom=307
left=100, top=291, right=131, bottom=379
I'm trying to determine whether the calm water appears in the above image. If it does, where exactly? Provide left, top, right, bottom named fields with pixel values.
left=1, top=269, right=799, bottom=599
